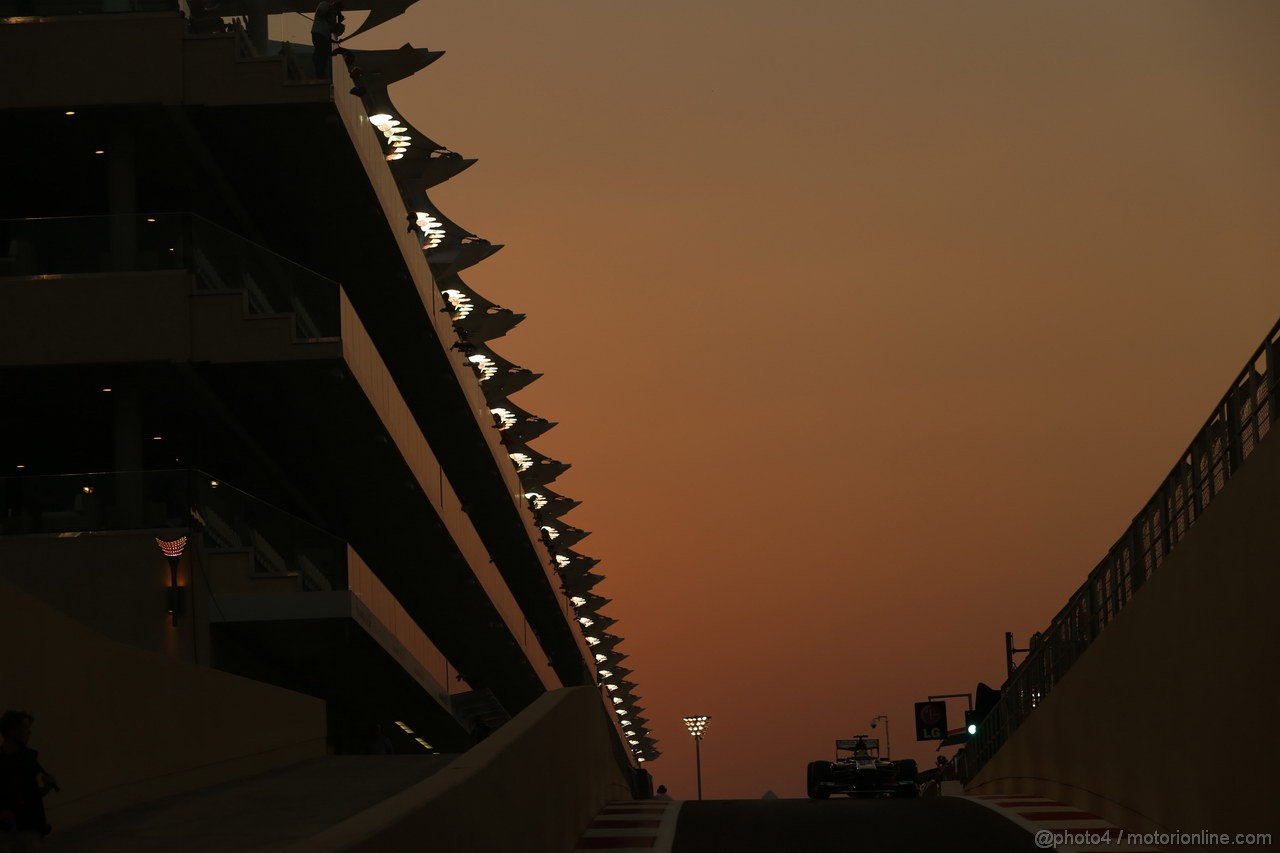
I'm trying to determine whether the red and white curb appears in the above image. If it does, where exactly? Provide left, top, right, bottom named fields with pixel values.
left=573, top=799, right=683, bottom=852
left=966, top=793, right=1160, bottom=852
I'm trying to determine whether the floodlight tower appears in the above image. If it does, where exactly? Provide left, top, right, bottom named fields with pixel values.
left=869, top=714, right=890, bottom=759
left=681, top=715, right=711, bottom=800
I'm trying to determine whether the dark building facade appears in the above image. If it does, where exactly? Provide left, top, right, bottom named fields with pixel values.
left=0, top=0, right=655, bottom=824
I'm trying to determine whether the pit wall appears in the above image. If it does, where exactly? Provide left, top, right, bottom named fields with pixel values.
left=288, top=686, right=636, bottom=853
left=0, top=578, right=327, bottom=830
left=967, top=434, right=1280, bottom=843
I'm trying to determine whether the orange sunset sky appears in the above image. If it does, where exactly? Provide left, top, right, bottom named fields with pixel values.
left=342, top=1, right=1280, bottom=797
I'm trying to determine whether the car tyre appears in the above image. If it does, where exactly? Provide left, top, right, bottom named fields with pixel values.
left=806, top=761, right=831, bottom=800
left=892, top=759, right=919, bottom=783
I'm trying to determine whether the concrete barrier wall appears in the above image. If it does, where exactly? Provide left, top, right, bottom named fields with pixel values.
left=0, top=579, right=327, bottom=830
left=968, top=434, right=1280, bottom=840
left=0, top=533, right=194, bottom=661
left=290, top=686, right=635, bottom=853
left=0, top=15, right=328, bottom=110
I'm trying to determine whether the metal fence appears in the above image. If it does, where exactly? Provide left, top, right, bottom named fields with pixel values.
left=964, top=316, right=1280, bottom=779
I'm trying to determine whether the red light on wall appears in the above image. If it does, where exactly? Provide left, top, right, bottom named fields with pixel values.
left=155, top=536, right=187, bottom=558
left=156, top=536, right=188, bottom=625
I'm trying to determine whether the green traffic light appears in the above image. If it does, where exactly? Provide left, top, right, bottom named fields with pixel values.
left=966, top=723, right=977, bottom=735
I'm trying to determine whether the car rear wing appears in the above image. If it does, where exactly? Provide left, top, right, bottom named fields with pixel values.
left=836, top=737, right=880, bottom=752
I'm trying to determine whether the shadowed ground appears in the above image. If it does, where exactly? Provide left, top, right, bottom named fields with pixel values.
left=672, top=797, right=1037, bottom=853
left=45, top=755, right=457, bottom=852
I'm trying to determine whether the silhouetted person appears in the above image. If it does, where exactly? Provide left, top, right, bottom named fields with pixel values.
left=310, top=0, right=341, bottom=78
left=925, top=754, right=949, bottom=796
left=448, top=326, right=473, bottom=350
left=852, top=737, right=869, bottom=756
left=653, top=784, right=672, bottom=801
left=0, top=711, right=57, bottom=851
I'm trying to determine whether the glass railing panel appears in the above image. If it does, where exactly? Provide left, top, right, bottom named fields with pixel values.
left=187, top=216, right=340, bottom=340
left=0, top=469, right=190, bottom=533
left=0, top=0, right=177, bottom=16
left=0, top=469, right=347, bottom=591
left=191, top=474, right=347, bottom=592
left=0, top=214, right=340, bottom=339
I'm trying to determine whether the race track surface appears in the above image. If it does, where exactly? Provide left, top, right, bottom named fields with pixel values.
left=672, top=796, right=1039, bottom=853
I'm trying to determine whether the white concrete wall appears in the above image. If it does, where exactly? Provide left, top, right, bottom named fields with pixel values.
left=968, top=432, right=1280, bottom=843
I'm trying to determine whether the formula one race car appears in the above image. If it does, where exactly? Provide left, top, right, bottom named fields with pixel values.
left=806, top=737, right=919, bottom=799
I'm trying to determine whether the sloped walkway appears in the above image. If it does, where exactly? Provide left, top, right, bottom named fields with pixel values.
left=46, top=755, right=456, bottom=853
left=965, top=793, right=1162, bottom=852
left=573, top=800, right=681, bottom=852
